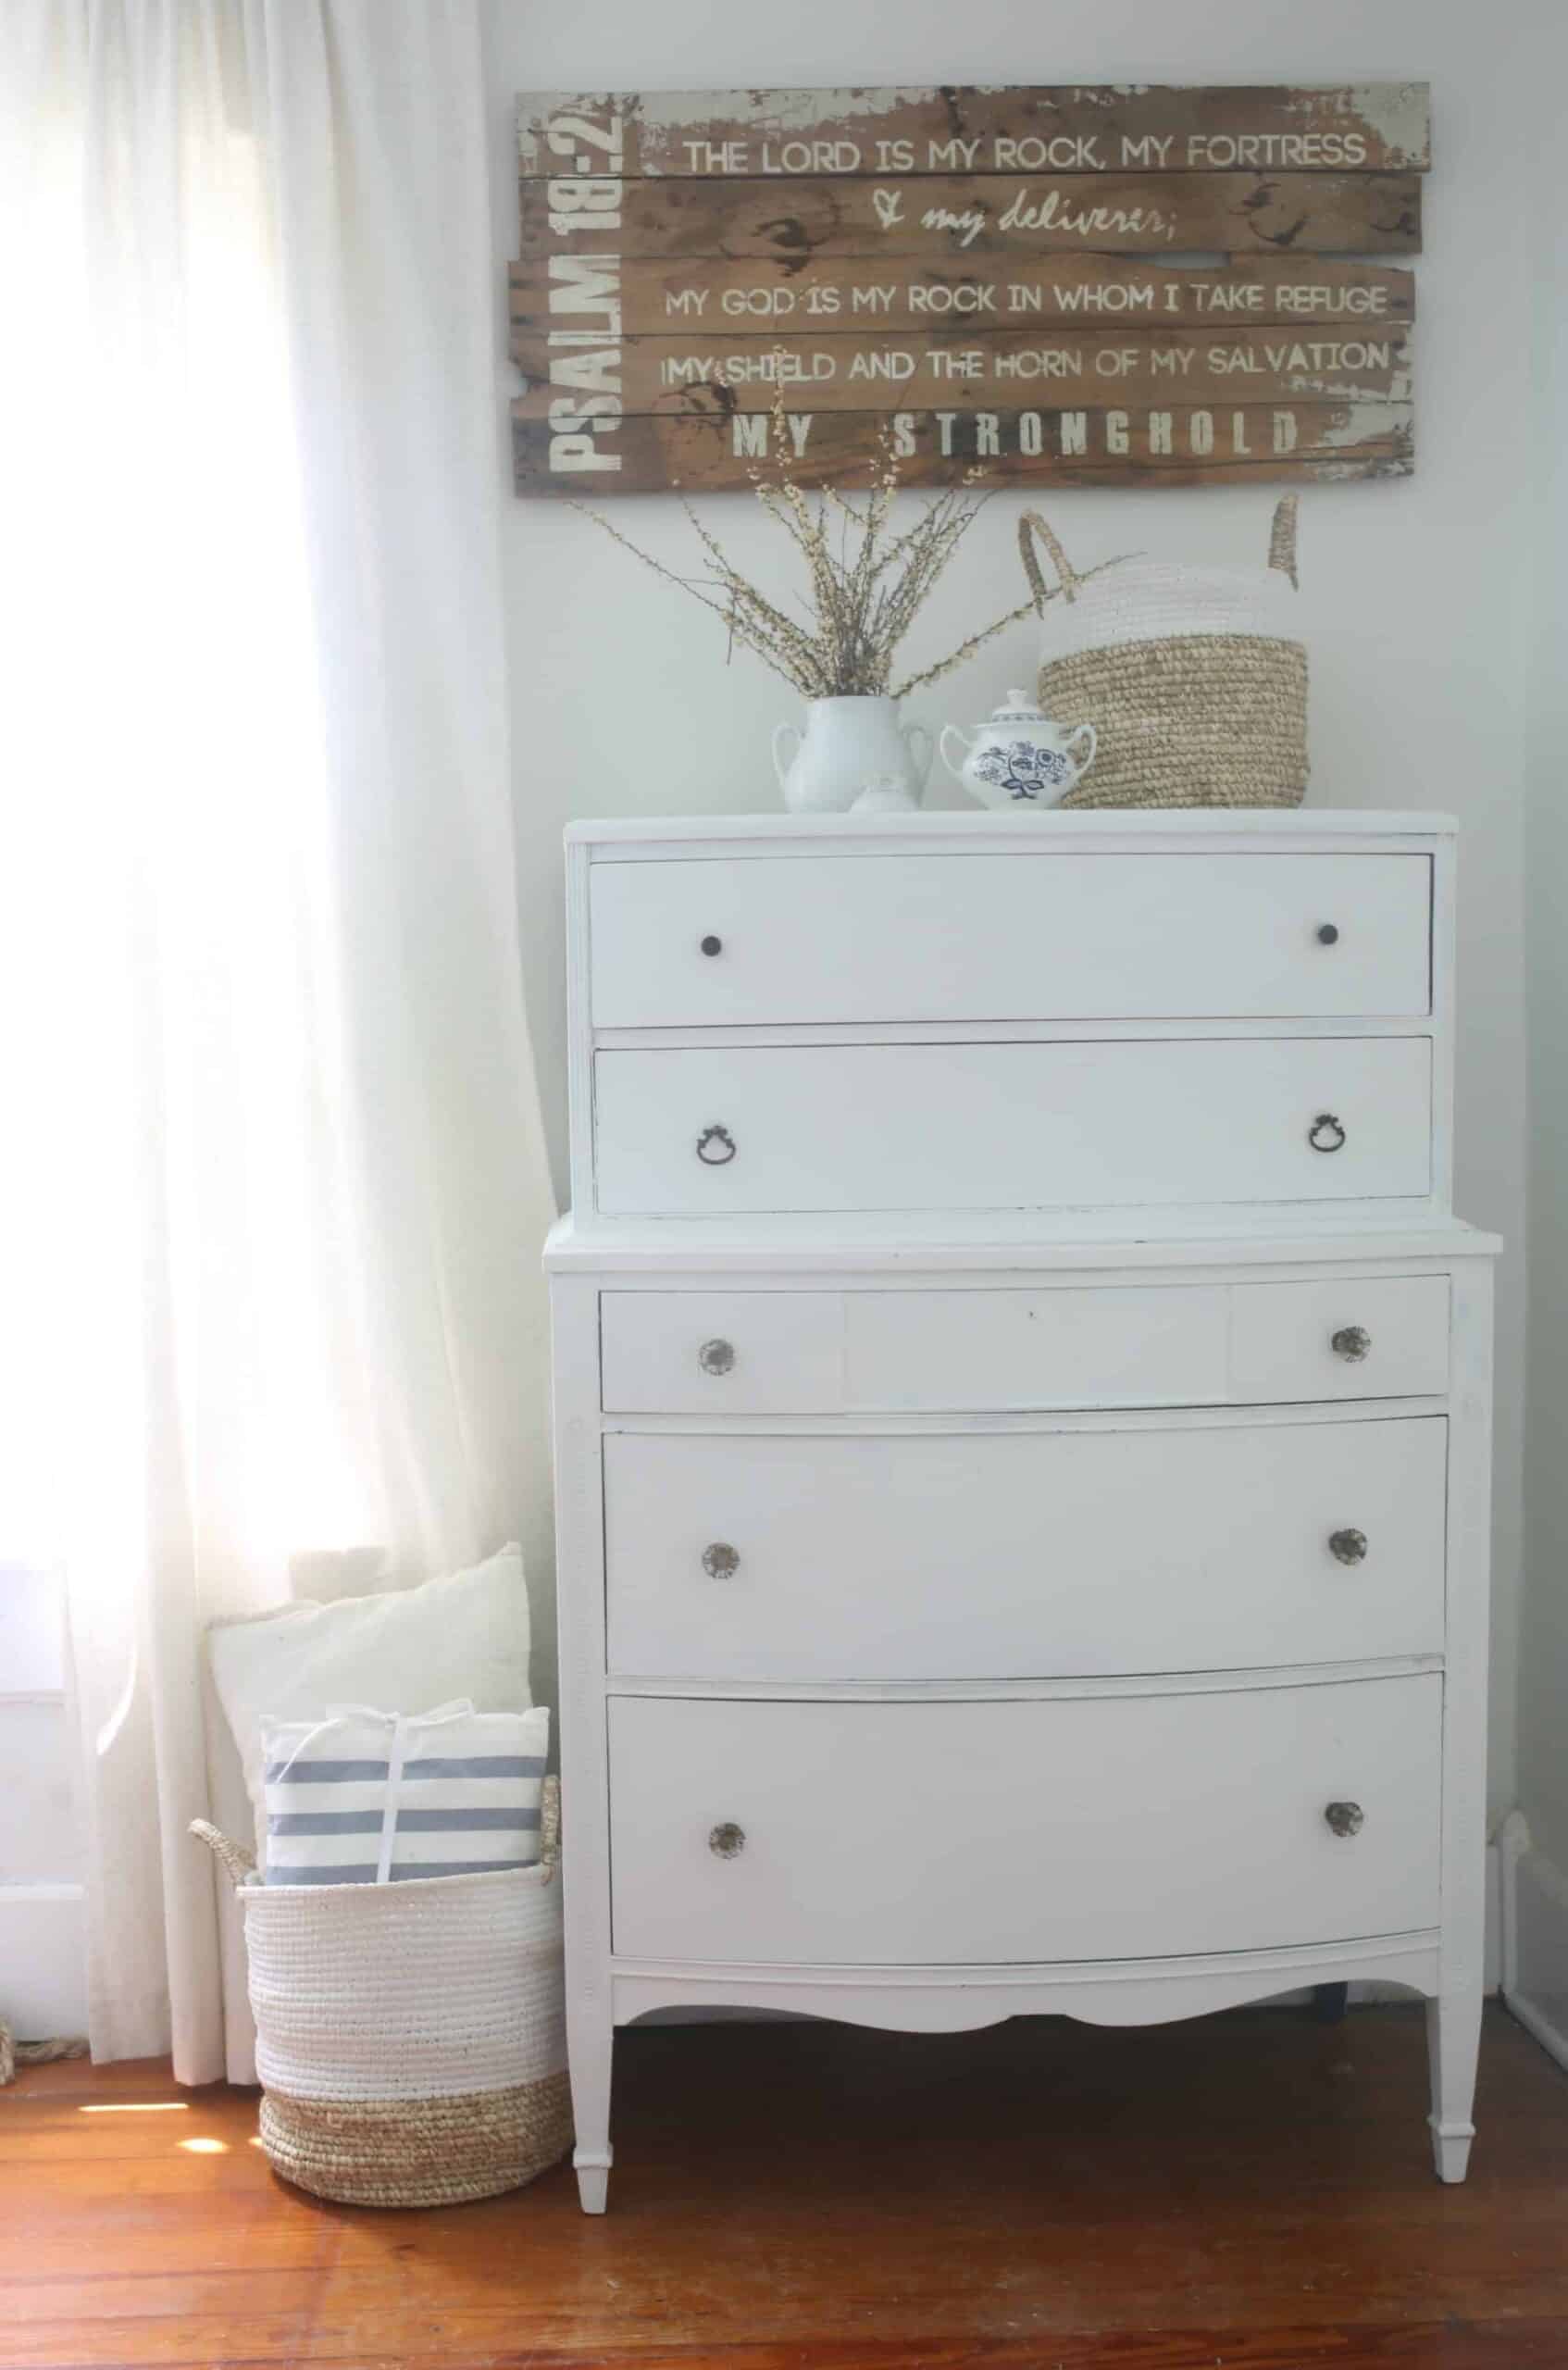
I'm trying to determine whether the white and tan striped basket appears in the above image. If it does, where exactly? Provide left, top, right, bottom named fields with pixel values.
left=192, top=1778, right=570, bottom=2207
left=1018, top=500, right=1309, bottom=810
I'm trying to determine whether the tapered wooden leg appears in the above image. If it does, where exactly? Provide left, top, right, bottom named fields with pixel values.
left=568, top=1995, right=613, bottom=2214
left=1427, top=1990, right=1481, bottom=2182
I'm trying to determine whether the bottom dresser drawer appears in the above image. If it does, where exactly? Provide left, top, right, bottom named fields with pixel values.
left=608, top=1678, right=1440, bottom=1965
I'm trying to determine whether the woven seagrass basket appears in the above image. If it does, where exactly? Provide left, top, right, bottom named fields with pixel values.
left=193, top=1778, right=570, bottom=2207
left=1018, top=499, right=1308, bottom=810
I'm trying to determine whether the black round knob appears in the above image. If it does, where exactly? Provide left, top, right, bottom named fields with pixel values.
left=1317, top=923, right=1340, bottom=946
left=701, top=935, right=723, bottom=957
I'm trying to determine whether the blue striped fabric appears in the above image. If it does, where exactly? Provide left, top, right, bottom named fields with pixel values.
left=258, top=1705, right=549, bottom=1885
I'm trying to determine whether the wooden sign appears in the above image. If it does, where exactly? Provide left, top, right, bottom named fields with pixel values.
left=511, top=81, right=1428, bottom=496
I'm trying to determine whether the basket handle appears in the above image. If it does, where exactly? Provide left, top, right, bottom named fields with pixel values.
left=1017, top=510, right=1083, bottom=610
left=190, top=1818, right=257, bottom=1890
left=1268, top=494, right=1300, bottom=589
left=539, top=1775, right=561, bottom=1887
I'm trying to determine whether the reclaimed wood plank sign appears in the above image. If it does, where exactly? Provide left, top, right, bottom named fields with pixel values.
left=510, top=81, right=1428, bottom=496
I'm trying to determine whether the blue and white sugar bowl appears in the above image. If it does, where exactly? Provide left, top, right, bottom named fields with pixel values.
left=940, top=689, right=1098, bottom=809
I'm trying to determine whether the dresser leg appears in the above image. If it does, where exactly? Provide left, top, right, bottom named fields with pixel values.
left=1426, top=1990, right=1480, bottom=2183
left=569, top=2004, right=614, bottom=2214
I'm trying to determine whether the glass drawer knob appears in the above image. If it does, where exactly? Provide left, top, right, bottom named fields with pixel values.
left=1331, top=1326, right=1372, bottom=1363
left=701, top=935, right=723, bottom=956
left=1309, top=1112, right=1347, bottom=1154
left=1324, top=1801, right=1364, bottom=1838
left=698, top=1338, right=735, bottom=1376
left=1317, top=923, right=1340, bottom=945
left=709, top=1822, right=745, bottom=1858
left=1329, top=1527, right=1369, bottom=1565
left=696, top=1124, right=737, bottom=1165
left=702, top=1541, right=740, bottom=1579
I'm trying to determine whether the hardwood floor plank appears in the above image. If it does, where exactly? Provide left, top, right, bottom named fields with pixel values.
left=6, top=2007, right=1568, bottom=2370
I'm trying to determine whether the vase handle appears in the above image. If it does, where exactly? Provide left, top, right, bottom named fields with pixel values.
left=772, top=722, right=801, bottom=793
left=939, top=725, right=974, bottom=786
left=901, top=719, right=934, bottom=790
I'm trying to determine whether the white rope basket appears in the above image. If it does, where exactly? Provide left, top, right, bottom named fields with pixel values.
left=193, top=1777, right=569, bottom=2207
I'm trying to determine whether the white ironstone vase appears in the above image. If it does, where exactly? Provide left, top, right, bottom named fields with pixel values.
left=772, top=695, right=932, bottom=815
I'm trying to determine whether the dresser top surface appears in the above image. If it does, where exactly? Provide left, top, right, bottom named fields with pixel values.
left=566, top=810, right=1455, bottom=852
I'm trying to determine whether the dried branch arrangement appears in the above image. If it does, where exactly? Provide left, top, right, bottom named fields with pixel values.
left=574, top=384, right=1125, bottom=702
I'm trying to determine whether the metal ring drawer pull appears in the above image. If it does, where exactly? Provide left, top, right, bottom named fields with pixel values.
left=701, top=1541, right=740, bottom=1579
left=1309, top=1112, right=1347, bottom=1154
left=698, top=1337, right=735, bottom=1376
left=1324, top=1801, right=1364, bottom=1839
left=696, top=1124, right=737, bottom=1165
left=1328, top=1527, right=1368, bottom=1565
left=709, top=1822, right=746, bottom=1859
left=1331, top=1326, right=1372, bottom=1363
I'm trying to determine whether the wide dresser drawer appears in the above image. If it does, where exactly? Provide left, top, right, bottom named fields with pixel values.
left=593, top=1039, right=1433, bottom=1218
left=589, top=853, right=1432, bottom=1028
left=601, top=1276, right=1451, bottom=1413
left=604, top=1416, right=1447, bottom=1680
left=608, top=1678, right=1442, bottom=1965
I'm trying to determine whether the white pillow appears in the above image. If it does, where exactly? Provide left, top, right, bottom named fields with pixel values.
left=208, top=1544, right=532, bottom=1865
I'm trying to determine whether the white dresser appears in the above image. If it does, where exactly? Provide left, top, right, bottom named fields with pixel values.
left=546, top=810, right=1498, bottom=2214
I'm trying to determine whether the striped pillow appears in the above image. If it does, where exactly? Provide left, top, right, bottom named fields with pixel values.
left=259, top=1702, right=549, bottom=1886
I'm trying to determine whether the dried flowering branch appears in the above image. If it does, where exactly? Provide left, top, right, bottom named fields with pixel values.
left=572, top=375, right=1129, bottom=704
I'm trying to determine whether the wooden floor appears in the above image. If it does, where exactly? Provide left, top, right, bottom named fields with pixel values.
left=6, top=2003, right=1568, bottom=2368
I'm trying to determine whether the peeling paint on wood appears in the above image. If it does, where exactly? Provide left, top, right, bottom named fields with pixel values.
left=509, top=256, right=1416, bottom=340
left=511, top=401, right=1414, bottom=497
left=512, top=327, right=1412, bottom=417
left=517, top=172, right=1424, bottom=264
left=516, top=83, right=1432, bottom=179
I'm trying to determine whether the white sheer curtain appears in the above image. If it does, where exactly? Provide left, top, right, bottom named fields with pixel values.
left=0, top=0, right=554, bottom=2079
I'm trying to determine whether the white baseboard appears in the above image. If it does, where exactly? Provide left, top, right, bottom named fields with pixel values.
left=1499, top=1810, right=1568, bottom=2069
left=0, top=1881, right=87, bottom=2039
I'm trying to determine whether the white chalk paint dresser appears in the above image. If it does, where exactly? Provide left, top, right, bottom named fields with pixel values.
left=545, top=810, right=1498, bottom=2213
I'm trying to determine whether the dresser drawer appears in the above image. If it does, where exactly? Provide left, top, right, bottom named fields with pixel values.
left=600, top=1276, right=1450, bottom=1413
left=608, top=1678, right=1441, bottom=1964
left=594, top=1039, right=1433, bottom=1217
left=604, top=1416, right=1446, bottom=1680
left=590, top=854, right=1432, bottom=1028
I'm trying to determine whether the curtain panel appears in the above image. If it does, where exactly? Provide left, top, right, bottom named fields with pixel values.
left=0, top=0, right=554, bottom=2079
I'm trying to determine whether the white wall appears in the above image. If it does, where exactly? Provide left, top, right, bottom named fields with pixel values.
left=481, top=0, right=1539, bottom=1815
left=1504, top=5, right=1568, bottom=2033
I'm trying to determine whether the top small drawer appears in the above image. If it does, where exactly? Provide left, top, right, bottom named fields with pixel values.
left=589, top=852, right=1432, bottom=1029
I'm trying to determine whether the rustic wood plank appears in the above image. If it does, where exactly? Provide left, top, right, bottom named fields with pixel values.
left=511, top=254, right=1416, bottom=339
left=517, top=84, right=1432, bottom=179
left=512, top=400, right=1413, bottom=496
left=519, top=169, right=1424, bottom=262
left=514, top=326, right=1411, bottom=416
left=7, top=2012, right=1568, bottom=2370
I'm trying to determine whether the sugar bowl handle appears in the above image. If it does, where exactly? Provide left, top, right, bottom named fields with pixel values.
left=1064, top=720, right=1098, bottom=781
